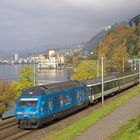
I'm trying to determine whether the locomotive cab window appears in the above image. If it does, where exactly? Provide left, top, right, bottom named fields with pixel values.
left=18, top=98, right=38, bottom=108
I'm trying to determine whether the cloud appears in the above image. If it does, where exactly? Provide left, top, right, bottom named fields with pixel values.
left=0, top=0, right=140, bottom=52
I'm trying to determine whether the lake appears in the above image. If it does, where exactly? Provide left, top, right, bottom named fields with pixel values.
left=0, top=64, right=70, bottom=84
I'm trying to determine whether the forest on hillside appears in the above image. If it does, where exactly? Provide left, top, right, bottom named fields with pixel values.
left=97, top=25, right=140, bottom=71
left=97, top=25, right=140, bottom=58
left=71, top=25, right=140, bottom=80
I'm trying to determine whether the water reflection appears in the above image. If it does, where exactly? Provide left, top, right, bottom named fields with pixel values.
left=0, top=64, right=69, bottom=84
left=37, top=69, right=68, bottom=84
left=14, top=64, right=19, bottom=74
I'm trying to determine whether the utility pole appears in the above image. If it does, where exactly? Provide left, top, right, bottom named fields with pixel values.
left=33, top=61, right=36, bottom=86
left=139, top=59, right=140, bottom=85
left=97, top=60, right=99, bottom=78
left=122, top=58, right=124, bottom=73
left=101, top=57, right=104, bottom=106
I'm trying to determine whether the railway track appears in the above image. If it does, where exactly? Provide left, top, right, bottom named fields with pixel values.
left=0, top=118, right=15, bottom=126
left=0, top=118, right=32, bottom=140
left=0, top=121, right=17, bottom=131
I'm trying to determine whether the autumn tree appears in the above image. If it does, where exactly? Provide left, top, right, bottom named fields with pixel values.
left=95, top=25, right=140, bottom=72
left=0, top=80, right=17, bottom=115
left=71, top=60, right=97, bottom=81
left=125, top=25, right=140, bottom=57
left=66, top=53, right=83, bottom=68
left=111, top=44, right=129, bottom=72
left=16, top=66, right=35, bottom=96
left=70, top=60, right=107, bottom=81
left=98, top=43, right=109, bottom=59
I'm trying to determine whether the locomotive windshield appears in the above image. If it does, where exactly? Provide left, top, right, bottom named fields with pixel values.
left=18, top=98, right=38, bottom=108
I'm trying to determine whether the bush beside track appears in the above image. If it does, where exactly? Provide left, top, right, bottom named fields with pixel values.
left=44, top=86, right=140, bottom=140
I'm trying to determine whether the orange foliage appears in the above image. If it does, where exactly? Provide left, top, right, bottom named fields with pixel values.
left=111, top=44, right=129, bottom=72
left=98, top=43, right=109, bottom=59
left=0, top=81, right=17, bottom=115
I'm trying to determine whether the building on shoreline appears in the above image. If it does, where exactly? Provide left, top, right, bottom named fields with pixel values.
left=38, top=49, right=65, bottom=69
left=14, top=53, right=19, bottom=62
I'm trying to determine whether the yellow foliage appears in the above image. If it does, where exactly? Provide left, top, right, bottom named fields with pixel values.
left=0, top=80, right=18, bottom=115
left=71, top=60, right=102, bottom=81
left=98, top=43, right=109, bottom=59
left=111, top=45, right=129, bottom=72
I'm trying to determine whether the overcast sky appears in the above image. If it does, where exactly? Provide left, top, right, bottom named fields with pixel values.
left=0, top=0, right=140, bottom=52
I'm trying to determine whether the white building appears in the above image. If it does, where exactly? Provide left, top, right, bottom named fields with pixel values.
left=49, top=49, right=55, bottom=56
left=38, top=50, right=65, bottom=69
left=15, top=53, right=19, bottom=62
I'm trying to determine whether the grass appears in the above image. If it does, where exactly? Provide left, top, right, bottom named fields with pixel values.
left=45, top=86, right=140, bottom=140
left=110, top=114, right=140, bottom=140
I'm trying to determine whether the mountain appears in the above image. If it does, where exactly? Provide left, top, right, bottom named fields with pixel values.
left=17, top=44, right=66, bottom=55
left=16, top=43, right=84, bottom=57
left=82, top=21, right=129, bottom=54
left=83, top=29, right=108, bottom=54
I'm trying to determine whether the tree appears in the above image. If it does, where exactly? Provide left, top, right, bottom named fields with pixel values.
left=98, top=43, right=109, bottom=59
left=71, top=60, right=96, bottom=81
left=71, top=60, right=102, bottom=81
left=71, top=60, right=107, bottom=81
left=111, top=44, right=129, bottom=72
left=66, top=53, right=82, bottom=67
left=16, top=66, right=35, bottom=96
left=0, top=80, right=17, bottom=115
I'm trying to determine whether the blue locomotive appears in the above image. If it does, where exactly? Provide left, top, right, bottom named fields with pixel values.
left=15, top=81, right=89, bottom=128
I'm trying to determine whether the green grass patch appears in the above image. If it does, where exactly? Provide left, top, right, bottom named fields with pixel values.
left=110, top=114, right=140, bottom=140
left=45, top=86, right=140, bottom=140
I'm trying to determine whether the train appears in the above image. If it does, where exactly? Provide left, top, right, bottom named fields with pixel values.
left=15, top=72, right=139, bottom=129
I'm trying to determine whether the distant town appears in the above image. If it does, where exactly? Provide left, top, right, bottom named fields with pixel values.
left=0, top=44, right=85, bottom=69
left=0, top=50, right=64, bottom=69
